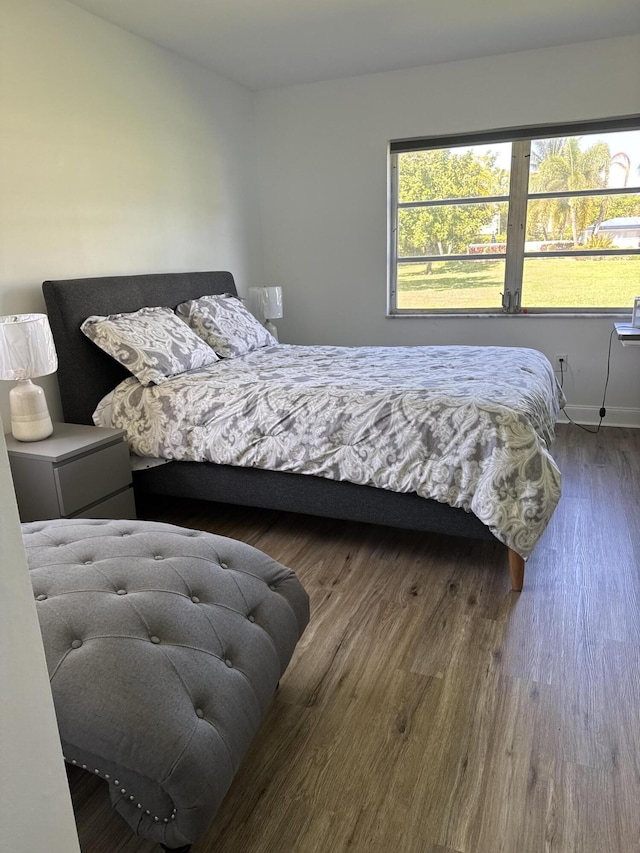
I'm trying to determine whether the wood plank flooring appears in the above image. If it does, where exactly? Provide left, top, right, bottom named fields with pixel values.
left=68, top=424, right=640, bottom=853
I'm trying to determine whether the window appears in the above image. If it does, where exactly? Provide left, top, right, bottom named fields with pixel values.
left=389, top=118, right=640, bottom=314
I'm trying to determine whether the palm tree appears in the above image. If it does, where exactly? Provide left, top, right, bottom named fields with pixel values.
left=529, top=137, right=611, bottom=244
left=610, top=151, right=631, bottom=187
left=530, top=138, right=567, bottom=171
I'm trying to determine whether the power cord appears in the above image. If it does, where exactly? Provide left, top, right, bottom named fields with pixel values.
left=559, top=328, right=614, bottom=434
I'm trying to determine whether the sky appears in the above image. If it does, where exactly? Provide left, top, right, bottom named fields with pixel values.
left=463, top=129, right=640, bottom=188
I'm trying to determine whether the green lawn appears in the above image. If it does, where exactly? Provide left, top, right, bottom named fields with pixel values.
left=397, top=257, right=640, bottom=310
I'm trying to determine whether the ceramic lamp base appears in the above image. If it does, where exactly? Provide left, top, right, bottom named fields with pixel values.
left=10, top=379, right=53, bottom=442
left=265, top=319, right=279, bottom=341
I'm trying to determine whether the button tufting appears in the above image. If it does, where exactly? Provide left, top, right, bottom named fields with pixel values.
left=21, top=515, right=311, bottom=844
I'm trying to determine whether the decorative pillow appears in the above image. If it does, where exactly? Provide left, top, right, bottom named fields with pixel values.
left=81, top=306, right=219, bottom=386
left=175, top=293, right=277, bottom=358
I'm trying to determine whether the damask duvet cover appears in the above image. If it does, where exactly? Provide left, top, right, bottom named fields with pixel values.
left=94, top=344, right=564, bottom=559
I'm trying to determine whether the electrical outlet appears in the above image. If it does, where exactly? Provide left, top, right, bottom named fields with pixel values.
left=554, top=353, right=568, bottom=372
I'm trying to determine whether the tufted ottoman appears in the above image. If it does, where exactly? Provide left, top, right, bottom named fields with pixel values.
left=23, top=518, right=309, bottom=851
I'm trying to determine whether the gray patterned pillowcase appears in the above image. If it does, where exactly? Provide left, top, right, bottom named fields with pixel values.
left=81, top=306, right=219, bottom=386
left=175, top=293, right=277, bottom=358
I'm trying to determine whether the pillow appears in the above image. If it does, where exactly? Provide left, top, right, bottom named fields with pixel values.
left=81, top=306, right=219, bottom=386
left=175, top=293, right=277, bottom=358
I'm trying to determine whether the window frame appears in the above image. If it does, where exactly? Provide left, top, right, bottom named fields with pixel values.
left=388, top=116, right=640, bottom=316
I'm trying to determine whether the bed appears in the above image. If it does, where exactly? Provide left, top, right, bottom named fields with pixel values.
left=43, top=270, right=563, bottom=591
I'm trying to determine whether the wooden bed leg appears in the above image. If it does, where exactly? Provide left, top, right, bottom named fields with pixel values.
left=507, top=548, right=525, bottom=592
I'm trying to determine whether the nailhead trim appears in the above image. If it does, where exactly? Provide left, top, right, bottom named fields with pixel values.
left=63, top=756, right=177, bottom=823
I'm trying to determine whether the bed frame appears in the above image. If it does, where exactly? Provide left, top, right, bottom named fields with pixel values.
left=42, top=270, right=525, bottom=590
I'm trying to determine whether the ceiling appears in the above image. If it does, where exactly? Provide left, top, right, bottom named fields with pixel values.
left=68, top=0, right=640, bottom=90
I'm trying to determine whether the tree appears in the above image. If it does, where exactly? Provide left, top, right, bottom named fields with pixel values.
left=528, top=137, right=611, bottom=244
left=397, top=149, right=508, bottom=270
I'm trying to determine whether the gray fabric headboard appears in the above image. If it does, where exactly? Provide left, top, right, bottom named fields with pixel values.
left=43, top=271, right=237, bottom=426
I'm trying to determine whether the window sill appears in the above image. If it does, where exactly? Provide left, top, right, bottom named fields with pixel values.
left=386, top=312, right=633, bottom=319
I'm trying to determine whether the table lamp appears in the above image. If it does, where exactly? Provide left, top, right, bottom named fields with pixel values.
left=249, top=286, right=283, bottom=340
left=0, top=313, right=58, bottom=441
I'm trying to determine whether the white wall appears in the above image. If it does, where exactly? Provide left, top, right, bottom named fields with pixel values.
left=255, top=36, right=640, bottom=425
left=0, top=429, right=81, bottom=853
left=0, top=0, right=262, bottom=426
left=0, top=2, right=262, bottom=848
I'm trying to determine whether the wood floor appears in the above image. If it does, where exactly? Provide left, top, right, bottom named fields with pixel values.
left=68, top=424, right=640, bottom=853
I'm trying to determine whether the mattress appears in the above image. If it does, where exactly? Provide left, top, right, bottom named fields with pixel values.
left=94, top=344, right=564, bottom=559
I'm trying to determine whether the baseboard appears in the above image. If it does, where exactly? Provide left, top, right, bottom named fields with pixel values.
left=557, top=405, right=640, bottom=428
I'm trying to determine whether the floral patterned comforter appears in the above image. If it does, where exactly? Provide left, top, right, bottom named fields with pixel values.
left=94, top=344, right=564, bottom=558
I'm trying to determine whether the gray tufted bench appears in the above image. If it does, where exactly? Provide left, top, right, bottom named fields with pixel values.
left=23, top=518, right=309, bottom=851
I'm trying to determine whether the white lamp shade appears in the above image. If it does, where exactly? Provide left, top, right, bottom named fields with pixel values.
left=262, top=286, right=283, bottom=320
left=249, top=287, right=283, bottom=321
left=0, top=314, right=58, bottom=380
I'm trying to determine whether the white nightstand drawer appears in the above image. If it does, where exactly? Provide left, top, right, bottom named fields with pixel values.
left=55, top=442, right=132, bottom=517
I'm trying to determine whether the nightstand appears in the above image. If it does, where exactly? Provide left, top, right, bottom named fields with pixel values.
left=5, top=422, right=136, bottom=522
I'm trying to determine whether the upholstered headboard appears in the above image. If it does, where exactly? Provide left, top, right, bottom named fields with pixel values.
left=43, top=271, right=237, bottom=426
